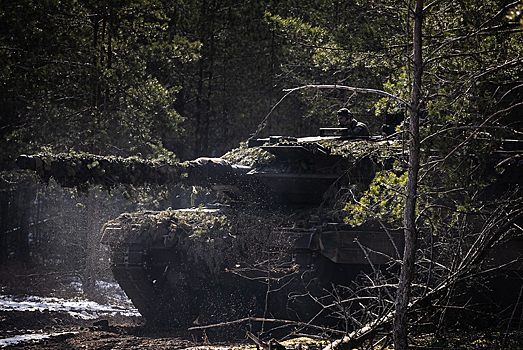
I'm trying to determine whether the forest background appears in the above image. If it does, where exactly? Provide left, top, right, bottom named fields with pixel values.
left=0, top=0, right=522, bottom=345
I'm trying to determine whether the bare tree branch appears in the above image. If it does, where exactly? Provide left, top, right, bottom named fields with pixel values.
left=282, top=84, right=410, bottom=108
left=187, top=316, right=346, bottom=335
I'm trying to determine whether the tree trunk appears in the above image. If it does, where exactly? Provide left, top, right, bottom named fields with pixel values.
left=393, top=0, right=423, bottom=349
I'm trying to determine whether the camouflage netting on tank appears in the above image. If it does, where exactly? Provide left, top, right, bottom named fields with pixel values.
left=318, top=139, right=404, bottom=161
left=21, top=153, right=254, bottom=192
left=223, top=139, right=403, bottom=169
left=221, top=142, right=275, bottom=167
left=25, top=153, right=188, bottom=190
left=101, top=206, right=302, bottom=277
left=21, top=139, right=403, bottom=192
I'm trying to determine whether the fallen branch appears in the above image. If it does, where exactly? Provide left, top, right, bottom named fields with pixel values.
left=323, top=312, right=392, bottom=350
left=188, top=317, right=346, bottom=335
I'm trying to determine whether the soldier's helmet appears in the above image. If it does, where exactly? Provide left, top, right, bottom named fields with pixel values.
left=337, top=108, right=353, bottom=119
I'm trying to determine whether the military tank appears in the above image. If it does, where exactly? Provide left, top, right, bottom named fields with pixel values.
left=16, top=127, right=523, bottom=332
left=15, top=128, right=409, bottom=327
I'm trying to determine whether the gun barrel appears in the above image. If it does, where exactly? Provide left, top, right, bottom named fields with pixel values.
left=15, top=154, right=254, bottom=191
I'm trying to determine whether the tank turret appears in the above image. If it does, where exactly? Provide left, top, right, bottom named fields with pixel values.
left=16, top=131, right=400, bottom=204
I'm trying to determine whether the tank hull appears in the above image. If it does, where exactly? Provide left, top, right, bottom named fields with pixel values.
left=100, top=207, right=406, bottom=329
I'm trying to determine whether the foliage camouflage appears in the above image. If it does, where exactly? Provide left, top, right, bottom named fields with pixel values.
left=101, top=206, right=298, bottom=278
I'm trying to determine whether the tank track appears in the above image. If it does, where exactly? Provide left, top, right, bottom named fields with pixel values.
left=110, top=240, right=164, bottom=324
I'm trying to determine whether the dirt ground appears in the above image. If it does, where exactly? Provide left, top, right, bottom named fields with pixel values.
left=5, top=302, right=523, bottom=349
left=0, top=266, right=323, bottom=350
left=0, top=270, right=254, bottom=349
left=0, top=309, right=252, bottom=349
left=3, top=269, right=523, bottom=349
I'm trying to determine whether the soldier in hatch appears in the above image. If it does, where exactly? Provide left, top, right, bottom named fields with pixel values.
left=336, top=108, right=370, bottom=137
